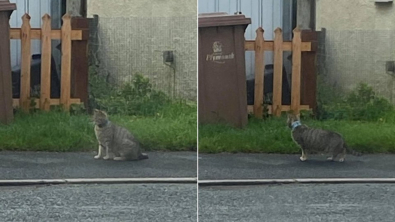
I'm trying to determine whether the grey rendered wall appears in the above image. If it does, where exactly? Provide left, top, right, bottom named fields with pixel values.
left=87, top=0, right=197, bottom=100
left=316, top=0, right=395, bottom=103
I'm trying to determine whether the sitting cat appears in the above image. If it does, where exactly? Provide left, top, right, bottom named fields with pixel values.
left=93, top=109, right=148, bottom=161
left=287, top=112, right=361, bottom=162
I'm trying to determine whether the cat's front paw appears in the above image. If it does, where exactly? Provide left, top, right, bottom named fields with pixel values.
left=327, top=156, right=333, bottom=161
left=338, top=158, right=345, bottom=162
left=94, top=155, right=101, bottom=159
left=300, top=156, right=307, bottom=161
left=103, top=156, right=111, bottom=160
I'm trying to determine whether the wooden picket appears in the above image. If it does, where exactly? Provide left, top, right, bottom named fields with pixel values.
left=9, top=13, right=86, bottom=112
left=20, top=14, right=31, bottom=112
left=60, top=14, right=72, bottom=111
left=273, top=27, right=283, bottom=116
left=246, top=26, right=313, bottom=118
left=291, top=27, right=302, bottom=114
left=40, top=14, right=51, bottom=111
left=253, top=27, right=265, bottom=118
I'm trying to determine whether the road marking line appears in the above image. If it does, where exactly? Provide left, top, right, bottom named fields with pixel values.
left=0, top=178, right=197, bottom=186
left=198, top=178, right=395, bottom=186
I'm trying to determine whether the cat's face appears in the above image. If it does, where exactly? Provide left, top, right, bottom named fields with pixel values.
left=287, top=113, right=300, bottom=128
left=93, top=109, right=108, bottom=125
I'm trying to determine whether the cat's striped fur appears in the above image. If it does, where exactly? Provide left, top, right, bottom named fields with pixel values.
left=287, top=112, right=361, bottom=162
left=93, top=109, right=148, bottom=161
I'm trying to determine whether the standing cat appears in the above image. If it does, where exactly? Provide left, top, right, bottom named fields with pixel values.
left=287, top=112, right=361, bottom=162
left=93, top=109, right=148, bottom=161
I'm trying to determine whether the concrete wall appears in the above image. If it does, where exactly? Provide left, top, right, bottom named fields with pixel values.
left=315, top=0, right=395, bottom=103
left=296, top=0, right=313, bottom=30
left=87, top=0, right=197, bottom=100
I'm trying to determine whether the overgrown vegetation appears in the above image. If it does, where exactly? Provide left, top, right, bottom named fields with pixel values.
left=0, top=66, right=197, bottom=152
left=89, top=66, right=171, bottom=116
left=199, top=77, right=395, bottom=154
left=317, top=77, right=394, bottom=121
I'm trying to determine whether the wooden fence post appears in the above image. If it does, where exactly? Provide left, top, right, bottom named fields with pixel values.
left=20, top=13, right=31, bottom=112
left=0, top=1, right=16, bottom=124
left=273, top=28, right=283, bottom=117
left=71, top=17, right=89, bottom=108
left=40, top=14, right=51, bottom=111
left=301, top=29, right=318, bottom=113
left=291, top=27, right=302, bottom=114
left=254, top=27, right=265, bottom=118
left=60, top=13, right=72, bottom=111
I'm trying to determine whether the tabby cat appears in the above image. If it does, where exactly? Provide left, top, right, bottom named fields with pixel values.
left=93, top=109, right=148, bottom=161
left=287, top=112, right=361, bottom=162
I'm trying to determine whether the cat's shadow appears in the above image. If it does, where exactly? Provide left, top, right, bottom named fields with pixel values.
left=295, top=159, right=364, bottom=168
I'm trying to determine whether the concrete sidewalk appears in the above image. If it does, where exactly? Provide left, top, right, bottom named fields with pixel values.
left=0, top=151, right=196, bottom=179
left=199, top=153, right=395, bottom=180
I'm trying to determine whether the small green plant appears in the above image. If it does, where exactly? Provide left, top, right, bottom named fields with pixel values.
left=88, top=67, right=171, bottom=116
left=70, top=103, right=87, bottom=115
left=317, top=79, right=393, bottom=121
left=345, top=83, right=393, bottom=121
left=88, top=66, right=115, bottom=111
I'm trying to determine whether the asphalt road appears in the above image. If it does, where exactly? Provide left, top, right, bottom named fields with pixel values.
left=199, top=183, right=395, bottom=222
left=199, top=153, right=395, bottom=179
left=0, top=183, right=197, bottom=222
left=0, top=151, right=196, bottom=179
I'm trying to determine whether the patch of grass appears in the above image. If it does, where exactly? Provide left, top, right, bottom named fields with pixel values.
left=0, top=111, right=95, bottom=152
left=111, top=102, right=197, bottom=151
left=199, top=117, right=295, bottom=153
left=0, top=102, right=196, bottom=152
left=198, top=116, right=395, bottom=154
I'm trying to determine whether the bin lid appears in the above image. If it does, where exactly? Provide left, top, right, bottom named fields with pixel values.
left=0, top=0, right=16, bottom=12
left=199, top=12, right=251, bottom=28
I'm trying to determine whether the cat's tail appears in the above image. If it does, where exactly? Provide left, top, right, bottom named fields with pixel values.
left=345, top=144, right=362, bottom=156
left=139, top=153, right=149, bottom=160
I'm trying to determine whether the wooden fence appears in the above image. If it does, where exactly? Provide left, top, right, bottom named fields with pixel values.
left=9, top=13, right=88, bottom=112
left=245, top=27, right=316, bottom=118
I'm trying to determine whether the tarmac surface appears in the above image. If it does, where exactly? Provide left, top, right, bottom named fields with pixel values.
left=199, top=153, right=395, bottom=180
left=0, top=151, right=196, bottom=179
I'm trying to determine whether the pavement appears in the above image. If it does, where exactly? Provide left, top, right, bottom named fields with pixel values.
left=199, top=153, right=395, bottom=180
left=0, top=183, right=197, bottom=222
left=198, top=183, right=395, bottom=222
left=0, top=151, right=196, bottom=179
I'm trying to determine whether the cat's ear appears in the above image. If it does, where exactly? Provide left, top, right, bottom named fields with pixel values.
left=93, top=109, right=99, bottom=113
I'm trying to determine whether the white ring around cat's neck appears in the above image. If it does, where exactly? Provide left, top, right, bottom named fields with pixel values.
left=291, top=121, right=302, bottom=130
left=98, top=120, right=110, bottom=128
